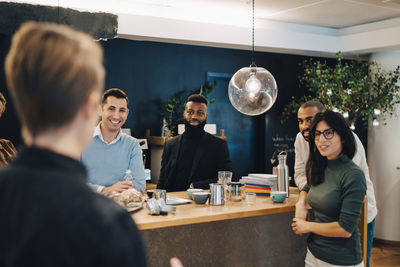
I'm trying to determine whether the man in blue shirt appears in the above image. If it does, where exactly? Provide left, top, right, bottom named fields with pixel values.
left=82, top=88, right=146, bottom=193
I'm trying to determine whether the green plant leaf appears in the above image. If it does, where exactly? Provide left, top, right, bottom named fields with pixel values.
left=281, top=51, right=400, bottom=125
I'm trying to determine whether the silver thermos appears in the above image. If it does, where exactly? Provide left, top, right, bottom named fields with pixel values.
left=277, top=151, right=289, bottom=198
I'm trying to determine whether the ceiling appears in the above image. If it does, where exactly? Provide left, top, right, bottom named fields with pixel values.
left=257, top=0, right=400, bottom=28
left=9, top=0, right=400, bottom=28
left=6, top=0, right=400, bottom=56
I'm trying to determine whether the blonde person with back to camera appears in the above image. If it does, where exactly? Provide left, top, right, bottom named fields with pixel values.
left=0, top=21, right=147, bottom=266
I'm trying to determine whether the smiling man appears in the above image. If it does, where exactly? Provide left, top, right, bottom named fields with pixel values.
left=157, top=94, right=232, bottom=192
left=294, top=100, right=325, bottom=190
left=81, top=88, right=146, bottom=193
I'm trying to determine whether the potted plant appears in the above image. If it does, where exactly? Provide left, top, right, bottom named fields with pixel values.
left=282, top=52, right=400, bottom=128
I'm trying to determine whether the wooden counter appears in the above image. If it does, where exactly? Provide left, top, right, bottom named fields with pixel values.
left=132, top=187, right=300, bottom=230
left=135, top=188, right=306, bottom=267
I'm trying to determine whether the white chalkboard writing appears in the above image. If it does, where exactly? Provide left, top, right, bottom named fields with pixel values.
left=272, top=134, right=295, bottom=154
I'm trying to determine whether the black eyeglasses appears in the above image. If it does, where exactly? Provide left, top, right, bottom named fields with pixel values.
left=313, top=128, right=335, bottom=140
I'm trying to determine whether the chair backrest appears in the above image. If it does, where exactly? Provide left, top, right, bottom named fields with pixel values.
left=218, top=129, right=226, bottom=140
left=358, top=196, right=368, bottom=267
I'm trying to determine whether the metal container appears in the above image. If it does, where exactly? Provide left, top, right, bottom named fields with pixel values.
left=228, top=182, right=245, bottom=202
left=209, top=183, right=224, bottom=205
left=277, top=151, right=289, bottom=198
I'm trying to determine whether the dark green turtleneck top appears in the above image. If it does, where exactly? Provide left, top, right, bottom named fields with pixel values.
left=307, top=155, right=366, bottom=266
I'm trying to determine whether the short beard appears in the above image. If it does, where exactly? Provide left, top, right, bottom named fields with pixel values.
left=184, top=119, right=206, bottom=136
left=301, top=129, right=311, bottom=142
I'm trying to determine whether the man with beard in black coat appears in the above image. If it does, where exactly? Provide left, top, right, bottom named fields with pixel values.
left=157, top=94, right=233, bottom=192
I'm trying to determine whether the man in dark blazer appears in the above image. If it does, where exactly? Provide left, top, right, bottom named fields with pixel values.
left=157, top=94, right=232, bottom=192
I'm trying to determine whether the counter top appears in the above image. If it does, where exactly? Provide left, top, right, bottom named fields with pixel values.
left=132, top=187, right=300, bottom=230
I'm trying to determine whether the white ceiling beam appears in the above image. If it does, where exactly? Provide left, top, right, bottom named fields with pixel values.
left=118, top=13, right=400, bottom=57
left=118, top=13, right=339, bottom=57
left=339, top=17, right=400, bottom=55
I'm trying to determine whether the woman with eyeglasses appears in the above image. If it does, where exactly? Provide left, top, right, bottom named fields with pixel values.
left=292, top=110, right=366, bottom=267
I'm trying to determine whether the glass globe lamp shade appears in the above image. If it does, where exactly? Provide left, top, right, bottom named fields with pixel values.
left=228, top=66, right=278, bottom=116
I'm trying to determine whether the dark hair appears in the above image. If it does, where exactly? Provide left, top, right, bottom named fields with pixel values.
left=306, top=110, right=356, bottom=186
left=102, top=88, right=129, bottom=106
left=186, top=94, right=208, bottom=106
left=300, top=100, right=325, bottom=112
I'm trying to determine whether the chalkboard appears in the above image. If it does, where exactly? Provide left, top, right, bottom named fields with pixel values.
left=265, top=109, right=299, bottom=185
left=271, top=134, right=295, bottom=155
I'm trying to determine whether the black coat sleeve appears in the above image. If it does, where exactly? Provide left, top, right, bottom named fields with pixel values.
left=191, top=138, right=233, bottom=188
left=156, top=142, right=169, bottom=189
left=217, top=139, right=233, bottom=173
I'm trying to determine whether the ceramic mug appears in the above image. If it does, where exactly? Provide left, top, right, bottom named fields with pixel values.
left=187, top=189, right=203, bottom=200
left=270, top=191, right=286, bottom=203
left=192, top=192, right=210, bottom=204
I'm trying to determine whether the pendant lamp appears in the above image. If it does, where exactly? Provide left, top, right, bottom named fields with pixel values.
left=228, top=0, right=277, bottom=116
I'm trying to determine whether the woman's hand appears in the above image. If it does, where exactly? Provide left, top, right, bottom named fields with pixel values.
left=292, top=219, right=351, bottom=238
left=292, top=218, right=310, bottom=235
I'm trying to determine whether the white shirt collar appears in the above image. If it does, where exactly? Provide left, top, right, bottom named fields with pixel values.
left=93, top=122, right=124, bottom=145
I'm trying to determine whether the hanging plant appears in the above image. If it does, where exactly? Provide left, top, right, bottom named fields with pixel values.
left=282, top=52, right=400, bottom=127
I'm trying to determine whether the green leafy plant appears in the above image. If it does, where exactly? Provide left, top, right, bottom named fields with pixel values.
left=282, top=52, right=400, bottom=126
left=163, top=81, right=217, bottom=136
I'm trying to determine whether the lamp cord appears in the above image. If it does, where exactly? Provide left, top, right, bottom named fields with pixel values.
left=251, top=0, right=255, bottom=67
left=57, top=0, right=60, bottom=23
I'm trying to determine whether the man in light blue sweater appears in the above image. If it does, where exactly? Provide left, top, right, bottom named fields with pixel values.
left=81, top=88, right=146, bottom=193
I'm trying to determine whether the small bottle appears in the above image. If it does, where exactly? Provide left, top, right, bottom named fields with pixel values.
left=161, top=118, right=169, bottom=137
left=124, top=169, right=134, bottom=187
left=277, top=151, right=289, bottom=198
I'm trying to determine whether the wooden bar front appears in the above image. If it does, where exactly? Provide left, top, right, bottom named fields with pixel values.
left=132, top=188, right=307, bottom=267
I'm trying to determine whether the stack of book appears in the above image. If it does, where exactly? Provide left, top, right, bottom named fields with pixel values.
left=240, top=173, right=277, bottom=196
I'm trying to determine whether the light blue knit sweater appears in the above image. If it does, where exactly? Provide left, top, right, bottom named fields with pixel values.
left=81, top=134, right=146, bottom=193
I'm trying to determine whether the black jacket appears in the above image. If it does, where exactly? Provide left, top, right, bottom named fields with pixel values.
left=0, top=147, right=146, bottom=267
left=157, top=132, right=232, bottom=191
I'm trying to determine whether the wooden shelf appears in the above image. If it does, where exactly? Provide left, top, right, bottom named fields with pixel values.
left=146, top=129, right=171, bottom=146
left=147, top=136, right=168, bottom=146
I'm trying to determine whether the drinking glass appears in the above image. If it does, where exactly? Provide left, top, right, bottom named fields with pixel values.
left=154, top=189, right=166, bottom=202
left=218, top=171, right=232, bottom=201
left=242, top=191, right=256, bottom=206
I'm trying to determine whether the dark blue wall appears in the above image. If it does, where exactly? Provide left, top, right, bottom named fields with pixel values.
left=100, top=39, right=313, bottom=178
left=0, top=36, right=368, bottom=180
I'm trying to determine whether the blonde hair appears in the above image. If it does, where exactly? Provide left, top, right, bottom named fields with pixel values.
left=5, top=21, right=105, bottom=137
